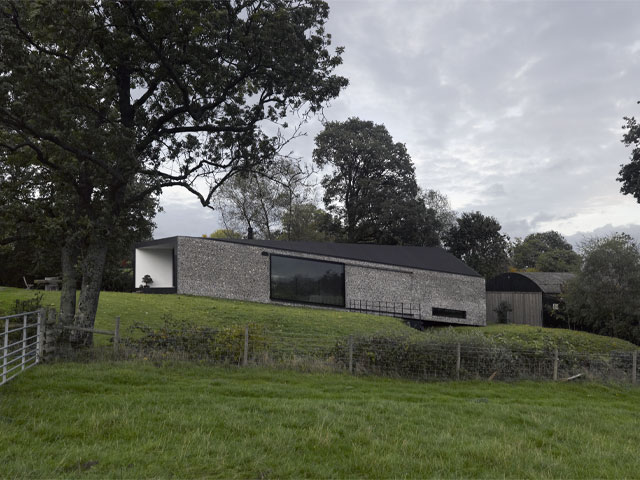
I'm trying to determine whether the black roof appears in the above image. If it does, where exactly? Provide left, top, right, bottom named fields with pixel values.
left=487, top=272, right=575, bottom=293
left=202, top=237, right=481, bottom=277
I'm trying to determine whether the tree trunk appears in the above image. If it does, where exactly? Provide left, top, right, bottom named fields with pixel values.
left=71, top=239, right=108, bottom=347
left=59, top=238, right=79, bottom=327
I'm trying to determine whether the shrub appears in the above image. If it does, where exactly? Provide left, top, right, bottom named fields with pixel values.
left=10, top=292, right=44, bottom=315
left=123, top=315, right=266, bottom=363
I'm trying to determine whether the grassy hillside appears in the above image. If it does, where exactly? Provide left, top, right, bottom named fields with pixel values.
left=0, top=287, right=636, bottom=352
left=454, top=324, right=638, bottom=353
left=0, top=287, right=415, bottom=341
left=2, top=363, right=639, bottom=478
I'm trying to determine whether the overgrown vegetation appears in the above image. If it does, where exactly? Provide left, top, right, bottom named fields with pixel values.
left=123, top=316, right=267, bottom=364
left=333, top=333, right=635, bottom=382
left=1, top=363, right=639, bottom=478
left=564, top=233, right=640, bottom=345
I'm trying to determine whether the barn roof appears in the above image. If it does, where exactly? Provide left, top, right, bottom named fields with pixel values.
left=486, top=272, right=575, bottom=293
left=204, top=238, right=482, bottom=277
left=517, top=272, right=575, bottom=294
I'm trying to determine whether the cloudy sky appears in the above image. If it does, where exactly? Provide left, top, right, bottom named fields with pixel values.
left=154, top=0, right=640, bottom=245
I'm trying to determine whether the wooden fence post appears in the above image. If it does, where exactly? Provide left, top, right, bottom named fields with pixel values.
left=456, top=343, right=461, bottom=380
left=553, top=348, right=559, bottom=381
left=632, top=350, right=637, bottom=385
left=348, top=335, right=354, bottom=374
left=114, top=316, right=120, bottom=354
left=243, top=325, right=249, bottom=367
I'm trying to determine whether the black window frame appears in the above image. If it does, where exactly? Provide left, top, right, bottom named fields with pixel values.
left=269, top=254, right=346, bottom=308
left=432, top=307, right=467, bottom=319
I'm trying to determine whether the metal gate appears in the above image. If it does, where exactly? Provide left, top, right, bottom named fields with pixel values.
left=1, top=310, right=44, bottom=386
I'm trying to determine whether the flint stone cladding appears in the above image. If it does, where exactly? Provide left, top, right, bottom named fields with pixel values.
left=176, top=237, right=485, bottom=326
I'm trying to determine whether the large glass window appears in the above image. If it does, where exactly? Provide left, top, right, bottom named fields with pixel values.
left=270, top=255, right=345, bottom=307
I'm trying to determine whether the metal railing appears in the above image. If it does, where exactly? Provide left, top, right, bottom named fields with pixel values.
left=348, top=299, right=421, bottom=319
left=1, top=310, right=44, bottom=386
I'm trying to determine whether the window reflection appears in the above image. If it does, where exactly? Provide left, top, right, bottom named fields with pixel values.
left=270, top=255, right=345, bottom=307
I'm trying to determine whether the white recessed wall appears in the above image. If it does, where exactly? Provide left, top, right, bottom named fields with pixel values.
left=135, top=248, right=174, bottom=288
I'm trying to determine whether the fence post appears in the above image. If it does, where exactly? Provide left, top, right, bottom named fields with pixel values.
left=553, top=348, right=559, bottom=381
left=21, top=314, right=27, bottom=371
left=37, top=309, right=45, bottom=363
left=113, top=316, right=120, bottom=354
left=632, top=350, right=637, bottom=385
left=348, top=335, right=354, bottom=374
left=2, top=317, right=8, bottom=384
left=456, top=343, right=461, bottom=380
left=243, top=325, right=249, bottom=367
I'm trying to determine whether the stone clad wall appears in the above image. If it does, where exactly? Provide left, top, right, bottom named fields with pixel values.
left=176, top=236, right=486, bottom=326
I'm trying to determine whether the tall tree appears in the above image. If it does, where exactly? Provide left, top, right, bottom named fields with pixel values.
left=313, top=117, right=438, bottom=245
left=511, top=231, right=580, bottom=272
left=279, top=203, right=332, bottom=241
left=564, top=234, right=640, bottom=344
left=444, top=211, right=509, bottom=278
left=0, top=0, right=347, bottom=343
left=215, top=156, right=316, bottom=239
left=421, top=189, right=457, bottom=245
left=619, top=113, right=640, bottom=202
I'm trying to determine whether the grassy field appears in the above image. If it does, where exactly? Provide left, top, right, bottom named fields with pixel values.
left=0, top=287, right=637, bottom=352
left=1, top=362, right=639, bottom=479
left=0, top=287, right=415, bottom=342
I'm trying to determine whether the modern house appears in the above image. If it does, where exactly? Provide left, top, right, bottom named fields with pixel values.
left=486, top=272, right=575, bottom=326
left=134, top=236, right=487, bottom=327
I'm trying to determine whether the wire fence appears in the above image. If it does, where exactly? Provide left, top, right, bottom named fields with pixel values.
left=102, top=322, right=640, bottom=384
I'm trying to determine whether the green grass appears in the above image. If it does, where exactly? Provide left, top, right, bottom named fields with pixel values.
left=0, top=287, right=637, bottom=352
left=455, top=323, right=638, bottom=353
left=0, top=287, right=416, bottom=343
left=1, top=363, right=639, bottom=478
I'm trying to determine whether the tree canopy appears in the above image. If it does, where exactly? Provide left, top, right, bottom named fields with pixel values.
left=511, top=231, right=580, bottom=272
left=444, top=211, right=510, bottom=279
left=313, top=117, right=438, bottom=246
left=564, top=234, right=640, bottom=344
left=0, top=0, right=347, bottom=342
left=619, top=112, right=640, bottom=202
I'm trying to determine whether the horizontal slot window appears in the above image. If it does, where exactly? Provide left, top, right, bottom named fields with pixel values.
left=270, top=255, right=345, bottom=307
left=432, top=307, right=466, bottom=319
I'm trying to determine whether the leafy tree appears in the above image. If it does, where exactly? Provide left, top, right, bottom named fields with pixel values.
left=535, top=248, right=581, bottom=272
left=511, top=231, right=580, bottom=272
left=444, top=211, right=509, bottom=278
left=0, top=0, right=346, bottom=343
left=422, top=189, right=457, bottom=244
left=216, top=171, right=284, bottom=239
left=205, top=229, right=243, bottom=240
left=619, top=113, right=640, bottom=202
left=279, top=203, right=332, bottom=241
left=313, top=117, right=438, bottom=245
left=564, top=234, right=640, bottom=344
left=216, top=156, right=316, bottom=240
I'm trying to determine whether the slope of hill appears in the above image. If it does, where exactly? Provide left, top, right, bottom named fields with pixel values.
left=0, top=287, right=636, bottom=352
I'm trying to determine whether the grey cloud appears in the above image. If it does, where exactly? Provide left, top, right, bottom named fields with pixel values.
left=151, top=0, right=640, bottom=244
left=566, top=223, right=640, bottom=249
left=154, top=201, right=221, bottom=239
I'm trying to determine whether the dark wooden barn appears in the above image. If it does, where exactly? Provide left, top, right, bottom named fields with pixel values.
left=486, top=272, right=575, bottom=326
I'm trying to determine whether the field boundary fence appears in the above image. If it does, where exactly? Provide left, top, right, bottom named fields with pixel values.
left=117, top=322, right=640, bottom=385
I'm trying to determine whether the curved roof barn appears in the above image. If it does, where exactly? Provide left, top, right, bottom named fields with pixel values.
left=486, top=272, right=575, bottom=294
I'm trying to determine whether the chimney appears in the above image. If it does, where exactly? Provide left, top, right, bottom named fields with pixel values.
left=247, top=226, right=254, bottom=240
